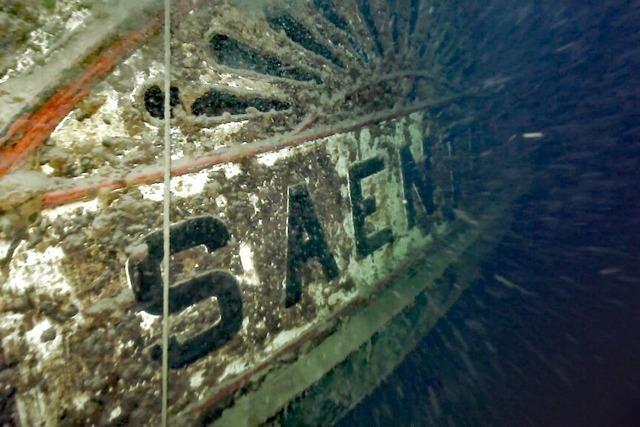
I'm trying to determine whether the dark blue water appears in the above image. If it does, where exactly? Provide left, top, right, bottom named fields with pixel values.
left=341, top=1, right=640, bottom=426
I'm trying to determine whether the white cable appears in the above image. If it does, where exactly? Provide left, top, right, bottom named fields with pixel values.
left=161, top=0, right=172, bottom=425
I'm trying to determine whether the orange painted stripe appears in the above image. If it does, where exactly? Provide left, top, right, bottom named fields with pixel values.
left=40, top=94, right=464, bottom=209
left=0, top=13, right=163, bottom=177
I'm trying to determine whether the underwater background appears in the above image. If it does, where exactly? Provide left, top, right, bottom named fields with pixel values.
left=341, top=1, right=640, bottom=426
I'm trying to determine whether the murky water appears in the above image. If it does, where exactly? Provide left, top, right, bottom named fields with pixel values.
left=341, top=2, right=640, bottom=426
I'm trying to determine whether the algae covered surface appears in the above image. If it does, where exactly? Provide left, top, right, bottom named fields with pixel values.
left=1, top=0, right=639, bottom=426
left=0, top=0, right=105, bottom=81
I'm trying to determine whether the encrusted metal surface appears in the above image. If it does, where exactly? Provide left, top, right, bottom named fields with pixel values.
left=0, top=1, right=526, bottom=425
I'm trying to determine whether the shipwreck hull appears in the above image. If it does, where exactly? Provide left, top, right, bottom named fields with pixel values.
left=0, top=1, right=533, bottom=425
